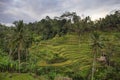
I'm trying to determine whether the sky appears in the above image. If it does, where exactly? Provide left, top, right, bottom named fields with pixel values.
left=0, top=0, right=120, bottom=26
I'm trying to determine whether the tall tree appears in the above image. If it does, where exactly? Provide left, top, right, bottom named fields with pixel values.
left=91, top=31, right=102, bottom=80
left=13, top=20, right=25, bottom=73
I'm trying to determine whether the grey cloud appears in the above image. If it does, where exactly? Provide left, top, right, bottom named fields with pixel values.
left=0, top=0, right=120, bottom=25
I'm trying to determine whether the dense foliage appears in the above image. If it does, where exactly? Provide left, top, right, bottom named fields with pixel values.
left=0, top=10, right=120, bottom=80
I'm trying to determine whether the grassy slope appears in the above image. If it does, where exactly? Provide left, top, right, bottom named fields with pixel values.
left=33, top=33, right=93, bottom=68
left=30, top=33, right=94, bottom=78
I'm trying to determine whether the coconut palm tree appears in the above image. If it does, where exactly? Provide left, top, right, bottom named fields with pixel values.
left=91, top=31, right=102, bottom=80
left=13, top=20, right=25, bottom=73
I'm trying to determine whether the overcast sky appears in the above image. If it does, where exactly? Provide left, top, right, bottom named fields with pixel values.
left=0, top=0, right=120, bottom=26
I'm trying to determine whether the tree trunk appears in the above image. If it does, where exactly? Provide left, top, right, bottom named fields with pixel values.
left=91, top=51, right=96, bottom=80
left=18, top=48, right=21, bottom=73
left=9, top=49, right=12, bottom=58
left=78, top=31, right=81, bottom=47
left=26, top=49, right=28, bottom=62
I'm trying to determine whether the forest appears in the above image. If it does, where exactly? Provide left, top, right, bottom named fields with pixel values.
left=0, top=10, right=120, bottom=80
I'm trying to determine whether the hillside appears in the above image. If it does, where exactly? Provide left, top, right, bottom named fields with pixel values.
left=29, top=32, right=120, bottom=79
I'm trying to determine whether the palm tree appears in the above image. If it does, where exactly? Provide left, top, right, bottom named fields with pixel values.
left=91, top=31, right=102, bottom=80
left=13, top=20, right=25, bottom=73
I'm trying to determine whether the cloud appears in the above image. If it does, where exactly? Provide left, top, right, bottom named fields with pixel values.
left=0, top=0, right=120, bottom=25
